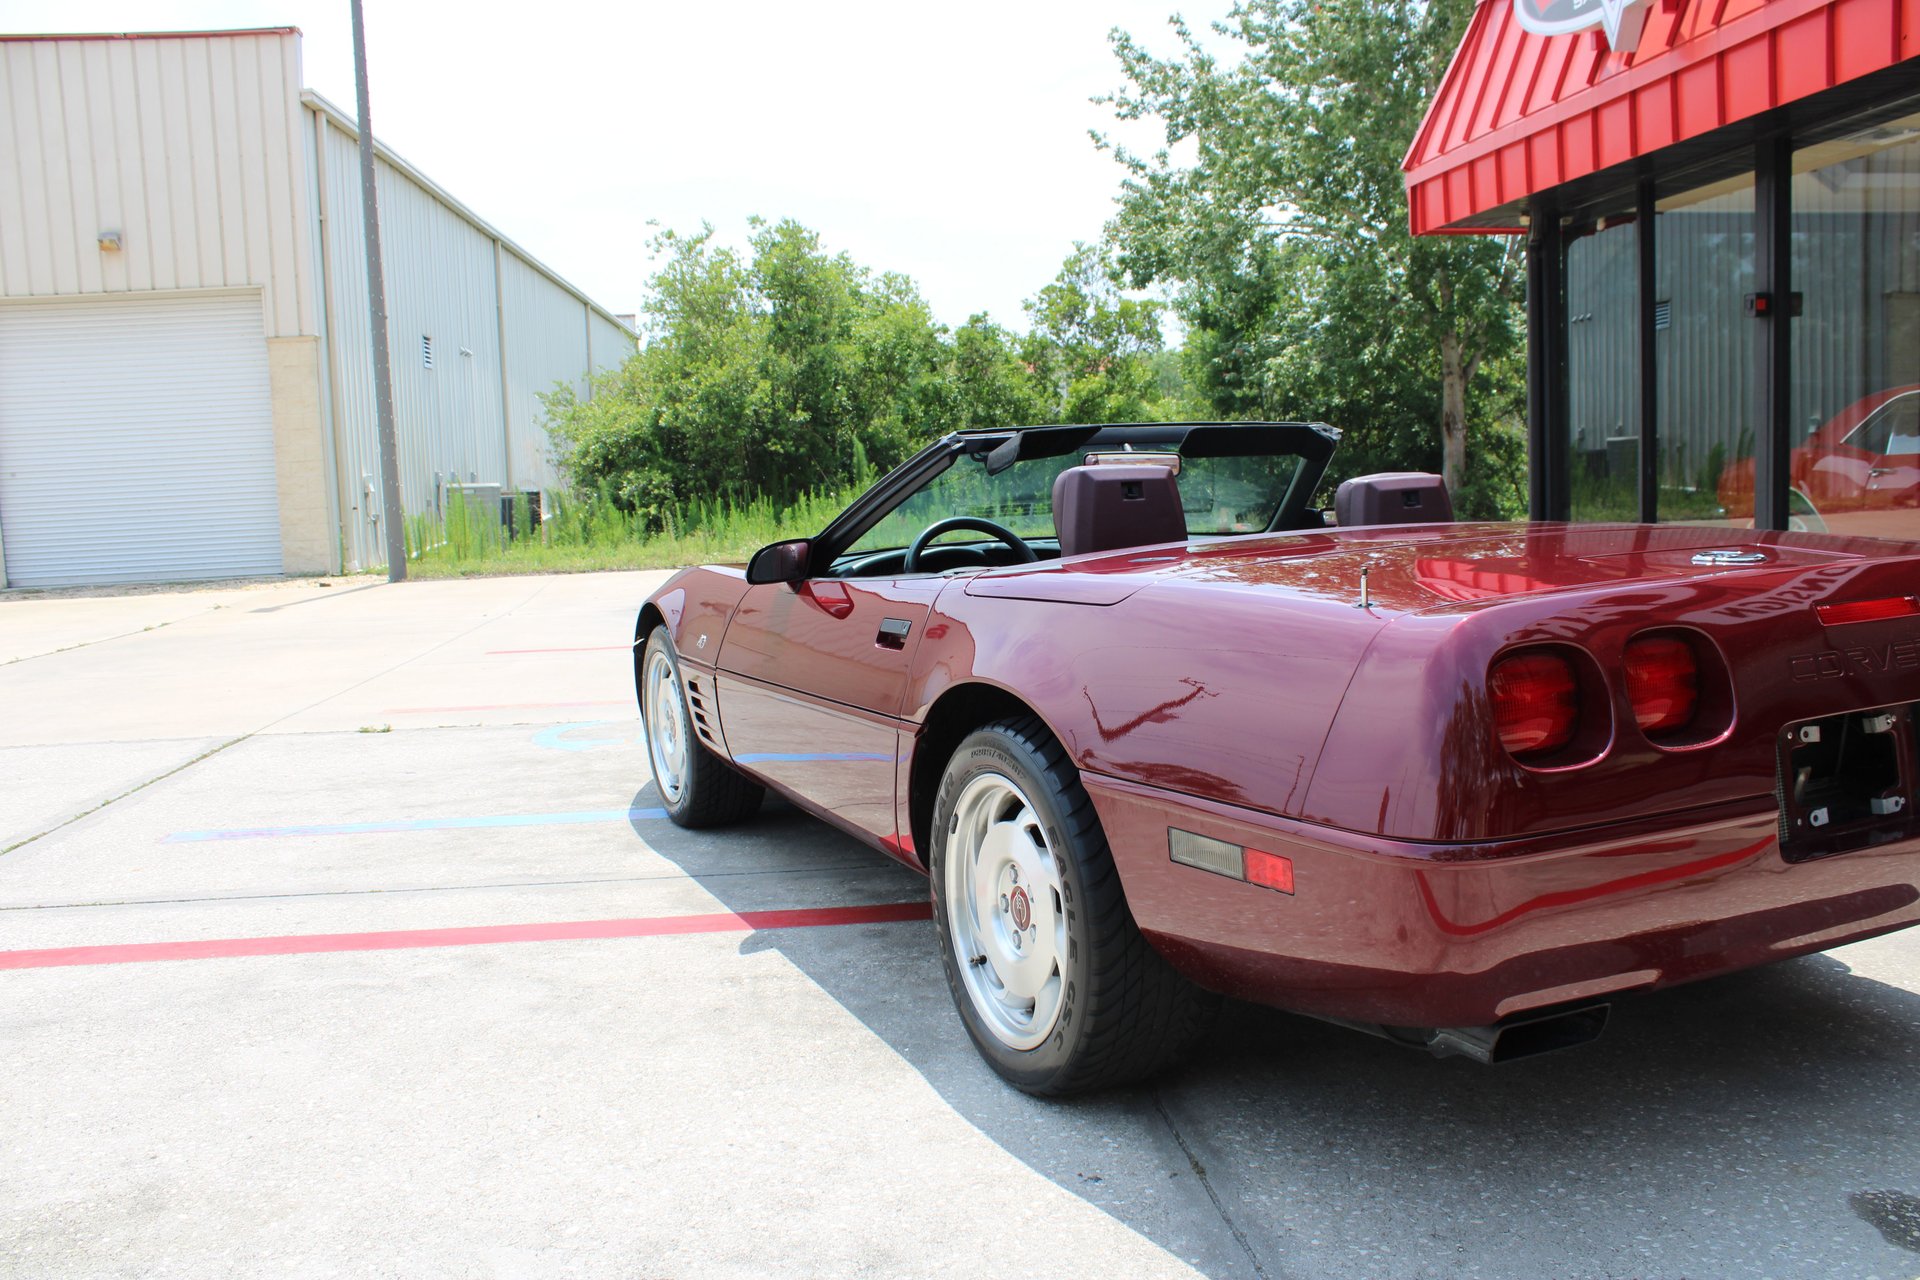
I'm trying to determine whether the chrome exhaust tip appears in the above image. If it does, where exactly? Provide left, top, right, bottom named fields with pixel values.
left=1425, top=1003, right=1610, bottom=1065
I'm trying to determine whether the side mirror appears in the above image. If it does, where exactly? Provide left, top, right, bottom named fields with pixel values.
left=746, top=538, right=812, bottom=586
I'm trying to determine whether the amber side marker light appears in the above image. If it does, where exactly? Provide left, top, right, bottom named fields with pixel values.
left=1816, top=596, right=1920, bottom=626
left=1169, top=830, right=1294, bottom=895
left=1624, top=635, right=1698, bottom=735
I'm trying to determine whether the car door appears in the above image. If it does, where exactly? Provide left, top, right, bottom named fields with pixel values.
left=1810, top=391, right=1919, bottom=514
left=1864, top=392, right=1920, bottom=511
left=713, top=574, right=943, bottom=848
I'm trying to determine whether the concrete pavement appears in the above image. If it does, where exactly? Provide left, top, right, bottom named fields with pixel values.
left=2, top=571, right=1919, bottom=1278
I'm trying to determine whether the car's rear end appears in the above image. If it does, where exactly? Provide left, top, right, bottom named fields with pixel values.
left=1086, top=524, right=1920, bottom=1057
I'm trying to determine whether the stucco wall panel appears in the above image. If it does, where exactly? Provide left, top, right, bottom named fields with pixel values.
left=268, top=335, right=333, bottom=574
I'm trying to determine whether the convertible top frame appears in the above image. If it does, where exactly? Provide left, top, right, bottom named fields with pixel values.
left=807, top=421, right=1342, bottom=573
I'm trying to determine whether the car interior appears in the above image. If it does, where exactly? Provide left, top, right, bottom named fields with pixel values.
left=814, top=423, right=1450, bottom=580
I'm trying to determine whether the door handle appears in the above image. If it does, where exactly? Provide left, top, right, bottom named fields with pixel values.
left=876, top=618, right=912, bottom=650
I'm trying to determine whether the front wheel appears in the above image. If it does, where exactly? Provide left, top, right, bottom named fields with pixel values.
left=929, top=716, right=1215, bottom=1095
left=639, top=626, right=763, bottom=828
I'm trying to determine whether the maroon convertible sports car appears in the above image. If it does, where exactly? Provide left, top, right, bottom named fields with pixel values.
left=635, top=422, right=1920, bottom=1095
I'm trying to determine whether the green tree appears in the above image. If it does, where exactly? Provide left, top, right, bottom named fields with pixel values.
left=546, top=219, right=1064, bottom=525
left=1020, top=243, right=1191, bottom=424
left=947, top=314, right=1051, bottom=430
left=1103, top=0, right=1524, bottom=506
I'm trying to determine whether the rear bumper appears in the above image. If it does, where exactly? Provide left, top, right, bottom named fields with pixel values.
left=1085, top=775, right=1920, bottom=1028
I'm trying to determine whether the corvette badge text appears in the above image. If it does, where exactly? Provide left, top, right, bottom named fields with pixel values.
left=1791, top=637, right=1920, bottom=681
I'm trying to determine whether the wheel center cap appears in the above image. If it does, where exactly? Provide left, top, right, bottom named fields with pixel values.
left=1008, top=884, right=1032, bottom=932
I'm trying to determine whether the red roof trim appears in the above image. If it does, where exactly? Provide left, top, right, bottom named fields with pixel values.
left=0, top=28, right=300, bottom=43
left=1404, top=0, right=1920, bottom=233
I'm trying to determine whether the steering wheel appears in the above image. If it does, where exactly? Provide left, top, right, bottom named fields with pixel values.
left=903, top=516, right=1037, bottom=573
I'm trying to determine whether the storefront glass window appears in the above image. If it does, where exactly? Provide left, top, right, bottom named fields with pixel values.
left=1790, top=112, right=1920, bottom=542
left=1654, top=175, right=1758, bottom=524
left=1565, top=220, right=1640, bottom=520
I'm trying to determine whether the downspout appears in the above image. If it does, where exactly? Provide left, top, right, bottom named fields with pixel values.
left=494, top=238, right=514, bottom=494
left=313, top=109, right=360, bottom=572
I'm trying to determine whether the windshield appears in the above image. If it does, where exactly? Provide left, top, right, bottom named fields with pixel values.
left=1842, top=392, right=1920, bottom=456
left=843, top=445, right=1311, bottom=558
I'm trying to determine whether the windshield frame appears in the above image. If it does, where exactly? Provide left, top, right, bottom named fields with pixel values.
left=806, top=421, right=1341, bottom=574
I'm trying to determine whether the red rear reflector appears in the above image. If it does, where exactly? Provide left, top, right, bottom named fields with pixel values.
left=1488, top=651, right=1579, bottom=756
left=1816, top=597, right=1920, bottom=626
left=1624, top=635, right=1699, bottom=735
left=1243, top=848, right=1295, bottom=894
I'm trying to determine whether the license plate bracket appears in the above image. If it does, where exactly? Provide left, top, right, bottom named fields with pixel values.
left=1777, top=703, right=1919, bottom=862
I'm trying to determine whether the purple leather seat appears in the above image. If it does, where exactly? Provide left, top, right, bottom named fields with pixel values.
left=1333, top=472, right=1453, bottom=527
left=1051, top=464, right=1189, bottom=558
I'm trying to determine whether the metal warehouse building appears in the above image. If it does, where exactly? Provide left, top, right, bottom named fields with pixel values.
left=0, top=27, right=635, bottom=587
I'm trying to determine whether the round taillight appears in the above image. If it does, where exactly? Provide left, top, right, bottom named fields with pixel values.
left=1488, top=651, right=1579, bottom=757
left=1625, top=634, right=1698, bottom=735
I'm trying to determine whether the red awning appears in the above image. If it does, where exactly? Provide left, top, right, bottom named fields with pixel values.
left=1403, top=0, right=1920, bottom=235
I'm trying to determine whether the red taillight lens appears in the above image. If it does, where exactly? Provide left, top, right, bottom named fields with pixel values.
left=1243, top=848, right=1295, bottom=894
left=1625, top=635, right=1699, bottom=735
left=1489, top=651, right=1579, bottom=756
left=1816, top=596, right=1920, bottom=626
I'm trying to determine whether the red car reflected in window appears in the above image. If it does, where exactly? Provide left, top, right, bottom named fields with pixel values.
left=1720, top=386, right=1920, bottom=537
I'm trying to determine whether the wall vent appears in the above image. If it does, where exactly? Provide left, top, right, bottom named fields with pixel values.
left=422, top=335, right=434, bottom=369
left=1653, top=300, right=1672, bottom=331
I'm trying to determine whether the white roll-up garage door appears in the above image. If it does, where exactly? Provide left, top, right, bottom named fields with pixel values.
left=0, top=292, right=283, bottom=587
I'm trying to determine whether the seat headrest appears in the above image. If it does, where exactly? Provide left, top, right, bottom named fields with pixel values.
left=1052, top=464, right=1188, bottom=559
left=1334, top=472, right=1452, bottom=527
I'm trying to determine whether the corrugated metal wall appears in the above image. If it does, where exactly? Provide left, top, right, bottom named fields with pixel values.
left=1566, top=207, right=1760, bottom=501
left=1566, top=222, right=1640, bottom=456
left=1564, top=136, right=1920, bottom=517
left=499, top=250, right=591, bottom=494
left=306, top=97, right=635, bottom=568
left=589, top=311, right=636, bottom=378
left=0, top=32, right=313, bottom=337
left=1656, top=208, right=1759, bottom=494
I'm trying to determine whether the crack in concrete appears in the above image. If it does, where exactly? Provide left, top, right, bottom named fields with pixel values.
left=1154, top=1088, right=1270, bottom=1279
left=2, top=580, right=556, bottom=859
left=247, top=582, right=383, bottom=612
left=0, top=734, right=253, bottom=856
left=0, top=613, right=202, bottom=667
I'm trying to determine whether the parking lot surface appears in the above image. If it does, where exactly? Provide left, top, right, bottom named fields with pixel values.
left=3, top=571, right=1920, bottom=1279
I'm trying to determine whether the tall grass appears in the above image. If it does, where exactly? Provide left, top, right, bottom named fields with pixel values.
left=403, top=481, right=867, bottom=578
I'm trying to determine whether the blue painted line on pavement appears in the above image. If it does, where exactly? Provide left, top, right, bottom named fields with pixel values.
left=165, top=807, right=670, bottom=843
left=531, top=721, right=638, bottom=752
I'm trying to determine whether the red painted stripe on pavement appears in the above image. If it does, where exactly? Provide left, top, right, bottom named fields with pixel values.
left=0, top=902, right=932, bottom=971
left=484, top=646, right=632, bottom=655
left=383, top=699, right=631, bottom=713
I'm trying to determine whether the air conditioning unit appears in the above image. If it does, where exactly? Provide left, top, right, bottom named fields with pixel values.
left=500, top=490, right=544, bottom=540
left=444, top=482, right=503, bottom=515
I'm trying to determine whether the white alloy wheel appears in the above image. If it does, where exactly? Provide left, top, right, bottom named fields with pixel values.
left=943, top=770, right=1070, bottom=1051
left=643, top=647, right=690, bottom=804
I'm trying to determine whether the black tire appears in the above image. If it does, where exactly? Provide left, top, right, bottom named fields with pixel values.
left=638, top=626, right=763, bottom=828
left=929, top=715, right=1216, bottom=1095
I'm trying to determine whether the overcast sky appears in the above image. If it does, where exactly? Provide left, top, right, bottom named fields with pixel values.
left=0, top=0, right=1204, bottom=330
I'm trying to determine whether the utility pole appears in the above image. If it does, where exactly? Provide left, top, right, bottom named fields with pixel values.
left=350, top=0, right=408, bottom=582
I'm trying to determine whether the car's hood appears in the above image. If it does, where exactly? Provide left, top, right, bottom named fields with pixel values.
left=966, top=521, right=1890, bottom=613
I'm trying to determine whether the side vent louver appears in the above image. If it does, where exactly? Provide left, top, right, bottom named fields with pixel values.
left=684, top=676, right=718, bottom=748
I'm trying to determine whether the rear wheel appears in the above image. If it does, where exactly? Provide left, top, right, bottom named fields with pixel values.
left=929, top=715, right=1215, bottom=1095
left=640, top=627, right=763, bottom=828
